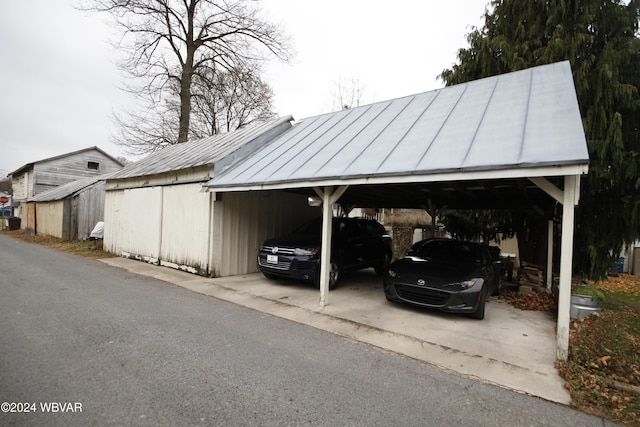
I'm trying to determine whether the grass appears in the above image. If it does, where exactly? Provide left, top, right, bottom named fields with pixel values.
left=558, top=274, right=640, bottom=426
left=0, top=229, right=115, bottom=259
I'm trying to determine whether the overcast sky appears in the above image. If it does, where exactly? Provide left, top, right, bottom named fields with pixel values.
left=0, top=0, right=488, bottom=177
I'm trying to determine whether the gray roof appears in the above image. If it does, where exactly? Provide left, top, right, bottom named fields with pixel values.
left=28, top=173, right=113, bottom=202
left=107, top=116, right=293, bottom=180
left=205, top=61, right=589, bottom=192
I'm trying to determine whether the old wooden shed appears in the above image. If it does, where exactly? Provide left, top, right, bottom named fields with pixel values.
left=26, top=175, right=112, bottom=240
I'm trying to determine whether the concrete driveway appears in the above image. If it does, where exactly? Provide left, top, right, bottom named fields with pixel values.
left=101, top=257, right=570, bottom=404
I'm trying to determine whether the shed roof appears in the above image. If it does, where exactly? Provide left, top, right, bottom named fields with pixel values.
left=107, top=116, right=293, bottom=180
left=28, top=173, right=114, bottom=202
left=205, top=61, right=588, bottom=196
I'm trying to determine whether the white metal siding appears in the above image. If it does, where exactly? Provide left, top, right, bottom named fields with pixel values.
left=159, top=184, right=212, bottom=274
left=211, top=191, right=318, bottom=277
left=105, top=187, right=162, bottom=262
left=105, top=182, right=318, bottom=277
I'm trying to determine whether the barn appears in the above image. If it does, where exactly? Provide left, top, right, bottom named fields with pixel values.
left=9, top=146, right=123, bottom=233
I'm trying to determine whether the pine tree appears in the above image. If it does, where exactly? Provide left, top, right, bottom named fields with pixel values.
left=440, top=0, right=640, bottom=279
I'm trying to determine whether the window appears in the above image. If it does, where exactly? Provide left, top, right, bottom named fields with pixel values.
left=87, top=161, right=100, bottom=170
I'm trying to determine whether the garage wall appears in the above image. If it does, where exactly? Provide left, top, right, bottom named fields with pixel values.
left=105, top=180, right=212, bottom=274
left=159, top=183, right=212, bottom=274
left=211, top=190, right=318, bottom=277
left=105, top=178, right=318, bottom=277
left=104, top=187, right=163, bottom=263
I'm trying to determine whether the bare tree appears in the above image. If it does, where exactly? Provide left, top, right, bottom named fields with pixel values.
left=190, top=62, right=276, bottom=137
left=327, top=74, right=370, bottom=111
left=82, top=0, right=292, bottom=151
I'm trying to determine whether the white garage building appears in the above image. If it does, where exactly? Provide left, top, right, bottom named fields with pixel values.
left=103, top=117, right=319, bottom=277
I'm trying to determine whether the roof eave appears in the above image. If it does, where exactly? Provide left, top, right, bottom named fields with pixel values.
left=204, top=162, right=589, bottom=193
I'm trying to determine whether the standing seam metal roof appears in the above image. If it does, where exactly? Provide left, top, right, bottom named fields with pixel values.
left=27, top=173, right=115, bottom=202
left=107, top=116, right=293, bottom=180
left=205, top=61, right=589, bottom=191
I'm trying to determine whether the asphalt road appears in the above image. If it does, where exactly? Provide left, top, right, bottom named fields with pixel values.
left=0, top=234, right=618, bottom=426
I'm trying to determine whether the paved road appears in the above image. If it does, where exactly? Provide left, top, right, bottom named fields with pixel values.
left=0, top=235, right=618, bottom=426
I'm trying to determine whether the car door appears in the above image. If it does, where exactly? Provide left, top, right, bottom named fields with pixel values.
left=342, top=220, right=368, bottom=268
left=478, top=247, right=497, bottom=293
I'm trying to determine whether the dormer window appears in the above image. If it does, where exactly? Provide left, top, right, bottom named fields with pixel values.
left=87, top=161, right=100, bottom=170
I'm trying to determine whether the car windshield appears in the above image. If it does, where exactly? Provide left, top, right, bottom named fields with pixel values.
left=293, top=218, right=322, bottom=235
left=415, top=241, right=483, bottom=264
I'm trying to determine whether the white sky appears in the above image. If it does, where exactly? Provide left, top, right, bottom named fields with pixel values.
left=0, top=0, right=488, bottom=176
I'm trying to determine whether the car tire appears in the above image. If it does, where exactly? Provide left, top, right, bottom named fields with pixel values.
left=492, top=278, right=502, bottom=296
left=470, top=287, right=487, bottom=320
left=374, top=253, right=391, bottom=276
left=315, top=260, right=340, bottom=290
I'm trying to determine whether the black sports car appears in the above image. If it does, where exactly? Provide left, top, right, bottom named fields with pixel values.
left=383, top=239, right=502, bottom=320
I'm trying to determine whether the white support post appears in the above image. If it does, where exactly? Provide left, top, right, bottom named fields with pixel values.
left=557, top=175, right=578, bottom=362
left=547, top=220, right=554, bottom=291
left=319, top=187, right=333, bottom=307
left=317, top=185, right=349, bottom=307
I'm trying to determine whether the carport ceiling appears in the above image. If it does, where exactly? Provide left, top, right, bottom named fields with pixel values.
left=284, top=176, right=564, bottom=212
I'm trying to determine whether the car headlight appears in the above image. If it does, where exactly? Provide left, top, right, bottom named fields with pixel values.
left=445, top=280, right=477, bottom=289
left=293, top=247, right=319, bottom=256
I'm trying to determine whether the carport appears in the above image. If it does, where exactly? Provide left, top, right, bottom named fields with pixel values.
left=204, top=61, right=589, bottom=362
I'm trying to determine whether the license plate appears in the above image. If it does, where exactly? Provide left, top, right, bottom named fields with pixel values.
left=267, top=254, right=278, bottom=264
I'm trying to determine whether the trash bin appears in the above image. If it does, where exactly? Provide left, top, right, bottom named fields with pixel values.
left=8, top=216, right=21, bottom=230
left=614, top=257, right=625, bottom=274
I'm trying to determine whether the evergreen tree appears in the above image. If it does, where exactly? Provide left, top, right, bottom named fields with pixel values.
left=441, top=0, right=640, bottom=279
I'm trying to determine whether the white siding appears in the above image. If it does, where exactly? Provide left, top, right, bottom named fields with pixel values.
left=211, top=191, right=318, bottom=277
left=159, top=184, right=212, bottom=274
left=105, top=178, right=318, bottom=277
left=105, top=182, right=211, bottom=273
left=12, top=173, right=29, bottom=201
left=105, top=187, right=163, bottom=263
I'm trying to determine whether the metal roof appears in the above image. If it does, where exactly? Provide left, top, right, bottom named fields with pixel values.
left=205, top=61, right=588, bottom=194
left=107, top=116, right=293, bottom=180
left=28, top=174, right=113, bottom=202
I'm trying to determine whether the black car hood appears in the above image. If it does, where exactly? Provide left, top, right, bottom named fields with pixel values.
left=264, top=233, right=321, bottom=248
left=389, top=257, right=484, bottom=287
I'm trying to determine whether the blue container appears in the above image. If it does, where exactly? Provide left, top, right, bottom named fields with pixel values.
left=614, top=257, right=625, bottom=273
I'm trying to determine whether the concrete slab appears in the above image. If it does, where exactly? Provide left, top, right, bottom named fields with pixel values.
left=100, top=257, right=570, bottom=404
